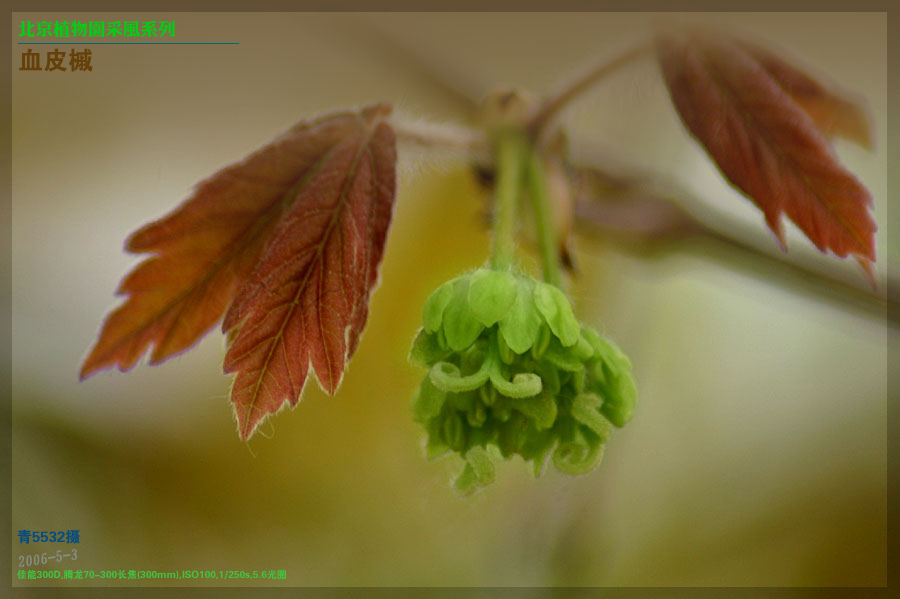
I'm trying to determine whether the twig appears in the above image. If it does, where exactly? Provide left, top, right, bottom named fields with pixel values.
left=528, top=43, right=653, bottom=140
left=573, top=194, right=895, bottom=326
left=391, top=118, right=489, bottom=153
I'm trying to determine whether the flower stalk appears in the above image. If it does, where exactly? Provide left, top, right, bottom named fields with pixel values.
left=524, top=144, right=562, bottom=287
left=490, top=130, right=526, bottom=271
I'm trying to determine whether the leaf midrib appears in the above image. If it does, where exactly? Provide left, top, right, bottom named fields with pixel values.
left=239, top=127, right=375, bottom=438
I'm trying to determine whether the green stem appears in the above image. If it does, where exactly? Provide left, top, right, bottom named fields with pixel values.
left=525, top=145, right=562, bottom=287
left=491, top=131, right=525, bottom=271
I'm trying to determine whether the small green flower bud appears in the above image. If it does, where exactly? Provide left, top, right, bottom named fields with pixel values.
left=531, top=325, right=552, bottom=360
left=497, top=332, right=516, bottom=365
left=442, top=411, right=467, bottom=452
left=454, top=446, right=496, bottom=495
left=479, top=382, right=497, bottom=406
left=467, top=401, right=487, bottom=427
left=411, top=375, right=446, bottom=422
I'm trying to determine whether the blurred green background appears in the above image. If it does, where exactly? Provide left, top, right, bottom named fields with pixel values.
left=11, top=12, right=888, bottom=587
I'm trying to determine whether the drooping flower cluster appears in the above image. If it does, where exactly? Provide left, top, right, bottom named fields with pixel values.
left=410, top=267, right=636, bottom=494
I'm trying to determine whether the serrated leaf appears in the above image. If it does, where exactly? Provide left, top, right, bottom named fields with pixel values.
left=221, top=104, right=397, bottom=439
left=81, top=103, right=398, bottom=443
left=80, top=108, right=382, bottom=379
left=738, top=39, right=873, bottom=149
left=656, top=28, right=876, bottom=272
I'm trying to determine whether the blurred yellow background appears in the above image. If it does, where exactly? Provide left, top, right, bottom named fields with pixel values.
left=11, top=13, right=888, bottom=586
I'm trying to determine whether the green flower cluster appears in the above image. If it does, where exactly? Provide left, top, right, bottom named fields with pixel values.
left=409, top=267, right=636, bottom=494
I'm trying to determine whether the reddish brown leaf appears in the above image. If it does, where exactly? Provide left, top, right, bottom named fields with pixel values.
left=221, top=105, right=396, bottom=440
left=655, top=28, right=876, bottom=271
left=82, top=104, right=397, bottom=440
left=738, top=40, right=873, bottom=149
